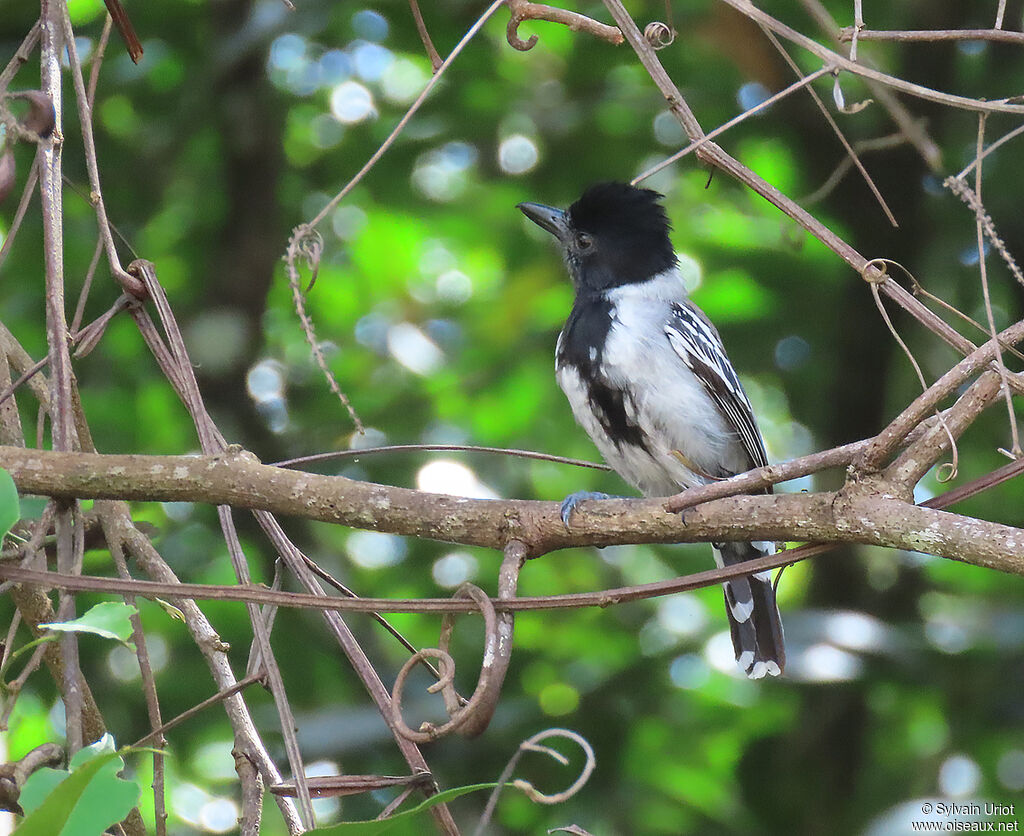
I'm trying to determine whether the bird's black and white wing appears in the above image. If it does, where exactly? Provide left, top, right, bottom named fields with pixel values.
left=664, top=300, right=784, bottom=678
left=665, top=301, right=769, bottom=473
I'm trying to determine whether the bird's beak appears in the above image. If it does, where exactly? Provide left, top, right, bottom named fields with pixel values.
left=517, top=202, right=570, bottom=242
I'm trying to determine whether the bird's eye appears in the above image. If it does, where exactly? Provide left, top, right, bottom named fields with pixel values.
left=576, top=233, right=594, bottom=250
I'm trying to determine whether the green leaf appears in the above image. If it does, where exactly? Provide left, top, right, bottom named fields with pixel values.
left=17, top=735, right=140, bottom=835
left=39, top=602, right=138, bottom=646
left=309, top=782, right=501, bottom=835
left=0, top=467, right=20, bottom=539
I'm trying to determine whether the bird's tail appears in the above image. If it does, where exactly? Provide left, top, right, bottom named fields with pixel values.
left=713, top=541, right=785, bottom=679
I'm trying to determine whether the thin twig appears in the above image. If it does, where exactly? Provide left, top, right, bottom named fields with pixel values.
left=284, top=229, right=363, bottom=432
left=866, top=266, right=958, bottom=478
left=304, top=0, right=506, bottom=231
left=129, top=673, right=265, bottom=750
left=294, top=551, right=445, bottom=683
left=970, top=114, right=1021, bottom=456
left=273, top=443, right=610, bottom=471
left=108, top=532, right=167, bottom=835
left=60, top=6, right=147, bottom=299
left=0, top=297, right=135, bottom=410
left=70, top=237, right=104, bottom=335
left=957, top=122, right=1024, bottom=180
left=0, top=610, right=22, bottom=675
left=633, top=65, right=834, bottom=185
left=408, top=0, right=442, bottom=72
left=505, top=0, right=623, bottom=50
left=885, top=371, right=1001, bottom=488
left=802, top=131, right=910, bottom=205
left=717, top=0, right=1024, bottom=114
left=0, top=555, right=825, bottom=615
left=995, top=0, right=1008, bottom=29
left=848, top=0, right=863, bottom=61
left=856, top=315, right=1024, bottom=472
left=839, top=27, right=1024, bottom=44
left=943, top=176, right=1024, bottom=288
left=100, top=502, right=303, bottom=833
left=99, top=0, right=143, bottom=62
left=391, top=543, right=522, bottom=742
left=795, top=0, right=941, bottom=169
left=911, top=281, right=1024, bottom=363
left=666, top=428, right=938, bottom=512
left=476, top=729, right=595, bottom=836
left=130, top=261, right=316, bottom=826
left=0, top=514, right=55, bottom=733
left=0, top=349, right=24, bottom=464
left=760, top=26, right=898, bottom=226
left=0, top=639, right=51, bottom=730
left=222, top=508, right=316, bottom=825
left=87, top=15, right=113, bottom=110
left=0, top=156, right=41, bottom=273
left=0, top=19, right=40, bottom=98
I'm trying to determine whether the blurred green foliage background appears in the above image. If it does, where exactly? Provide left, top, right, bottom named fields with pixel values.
left=2, top=0, right=1024, bottom=833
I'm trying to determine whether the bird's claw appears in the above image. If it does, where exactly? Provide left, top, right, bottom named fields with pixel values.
left=560, top=491, right=612, bottom=528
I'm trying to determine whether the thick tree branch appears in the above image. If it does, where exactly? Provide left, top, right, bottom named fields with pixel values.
left=2, top=446, right=1023, bottom=573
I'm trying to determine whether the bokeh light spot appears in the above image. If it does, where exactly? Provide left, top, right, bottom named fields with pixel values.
left=330, top=80, right=376, bottom=124
left=498, top=134, right=540, bottom=175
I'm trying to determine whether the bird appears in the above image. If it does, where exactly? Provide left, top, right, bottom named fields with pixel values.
left=518, top=181, right=785, bottom=679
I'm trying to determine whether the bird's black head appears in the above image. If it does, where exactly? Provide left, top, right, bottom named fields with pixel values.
left=518, top=182, right=677, bottom=294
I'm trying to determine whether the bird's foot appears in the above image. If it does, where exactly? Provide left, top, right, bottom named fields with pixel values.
left=560, top=490, right=615, bottom=528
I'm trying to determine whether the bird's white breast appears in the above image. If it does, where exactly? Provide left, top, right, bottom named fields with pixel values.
left=557, top=269, right=746, bottom=497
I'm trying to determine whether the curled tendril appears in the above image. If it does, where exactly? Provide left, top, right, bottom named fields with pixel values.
left=863, top=257, right=960, bottom=483
left=504, top=1, right=623, bottom=51
left=292, top=225, right=324, bottom=292
left=390, top=583, right=506, bottom=743
left=859, top=256, right=889, bottom=285
left=473, top=729, right=597, bottom=836
left=643, top=21, right=675, bottom=49
left=283, top=225, right=363, bottom=430
left=507, top=14, right=539, bottom=51
left=512, top=730, right=595, bottom=803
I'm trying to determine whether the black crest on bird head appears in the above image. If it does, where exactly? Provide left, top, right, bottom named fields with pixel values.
left=567, top=182, right=678, bottom=289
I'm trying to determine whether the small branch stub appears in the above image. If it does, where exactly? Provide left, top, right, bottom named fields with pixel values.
left=506, top=0, right=624, bottom=51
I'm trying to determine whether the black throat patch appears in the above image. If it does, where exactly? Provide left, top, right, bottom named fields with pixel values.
left=557, top=295, right=647, bottom=450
